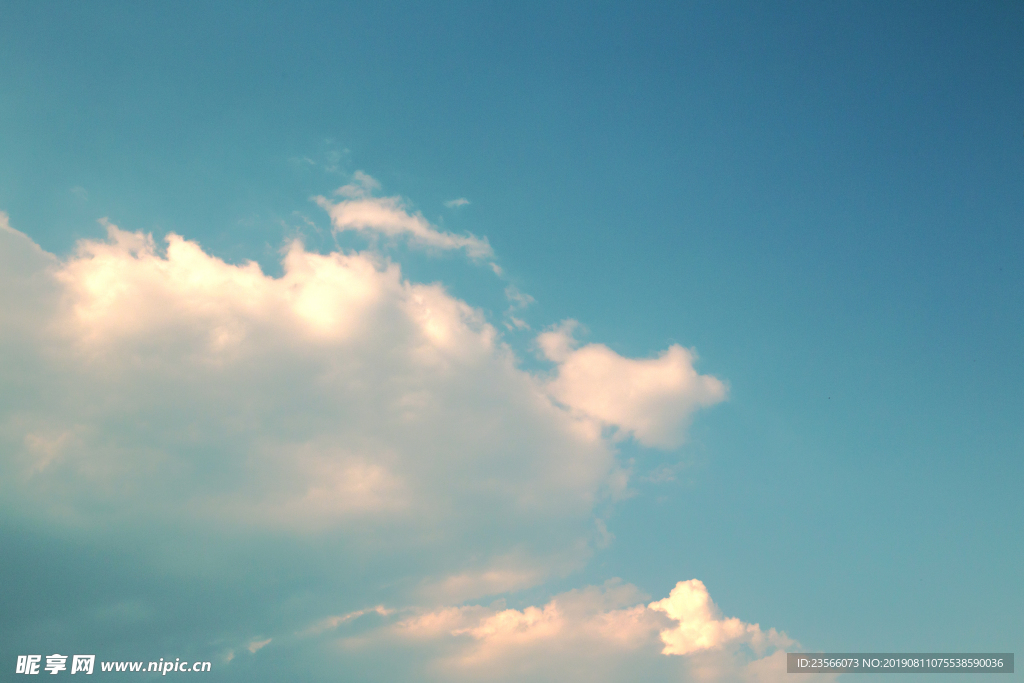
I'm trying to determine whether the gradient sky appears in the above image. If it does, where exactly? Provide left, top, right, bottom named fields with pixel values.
left=1, top=2, right=1022, bottom=682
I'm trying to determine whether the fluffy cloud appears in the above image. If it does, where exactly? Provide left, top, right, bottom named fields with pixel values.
left=539, top=321, right=728, bottom=448
left=0, top=206, right=724, bottom=596
left=649, top=579, right=785, bottom=655
left=0, top=227, right=576, bottom=581
left=389, top=580, right=662, bottom=659
left=315, top=172, right=491, bottom=258
left=325, top=579, right=810, bottom=683
left=0, top=201, right=747, bottom=681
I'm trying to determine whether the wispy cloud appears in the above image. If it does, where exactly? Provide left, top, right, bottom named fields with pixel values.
left=502, top=285, right=535, bottom=330
left=302, top=606, right=395, bottom=636
left=444, top=198, right=470, bottom=208
left=315, top=173, right=491, bottom=259
left=247, top=638, right=272, bottom=654
left=504, top=285, right=534, bottom=310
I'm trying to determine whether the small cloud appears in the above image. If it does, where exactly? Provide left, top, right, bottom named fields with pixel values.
left=502, top=286, right=535, bottom=330
left=504, top=316, right=530, bottom=331
left=288, top=142, right=350, bottom=175
left=642, top=463, right=684, bottom=483
left=445, top=198, right=470, bottom=208
left=504, top=285, right=534, bottom=310
left=649, top=579, right=792, bottom=656
left=334, top=170, right=382, bottom=198
left=594, top=518, right=614, bottom=549
left=247, top=638, right=271, bottom=654
left=539, top=328, right=727, bottom=449
left=70, top=186, right=88, bottom=201
left=302, top=606, right=395, bottom=636
left=316, top=172, right=493, bottom=259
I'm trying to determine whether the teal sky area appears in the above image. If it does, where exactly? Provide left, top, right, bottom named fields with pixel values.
left=1, top=3, right=1021, bottom=681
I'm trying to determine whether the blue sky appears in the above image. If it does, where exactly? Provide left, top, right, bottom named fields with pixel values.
left=1, top=2, right=1021, bottom=681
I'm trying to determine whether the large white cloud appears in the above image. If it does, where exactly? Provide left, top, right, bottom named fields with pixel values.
left=317, top=578, right=824, bottom=683
left=0, top=201, right=724, bottom=600
left=0, top=195, right=756, bottom=680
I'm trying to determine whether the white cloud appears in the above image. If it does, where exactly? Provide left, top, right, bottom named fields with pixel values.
left=315, top=173, right=491, bottom=258
left=335, top=578, right=812, bottom=683
left=390, top=579, right=783, bottom=659
left=536, top=319, right=581, bottom=363
left=504, top=316, right=529, bottom=331
left=445, top=198, right=470, bottom=208
left=502, top=285, right=535, bottom=330
left=247, top=638, right=272, bottom=653
left=539, top=321, right=728, bottom=448
left=3, top=223, right=590, bottom=528
left=504, top=285, right=534, bottom=310
left=0, top=215, right=725, bottom=605
left=0, top=210, right=754, bottom=682
left=648, top=579, right=788, bottom=656
left=380, top=579, right=664, bottom=676
left=303, top=606, right=394, bottom=636
left=418, top=544, right=591, bottom=604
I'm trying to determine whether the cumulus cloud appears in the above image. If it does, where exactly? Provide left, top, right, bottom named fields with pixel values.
left=389, top=580, right=660, bottom=658
left=315, top=173, right=491, bottom=258
left=0, top=224, right=576, bottom=535
left=648, top=579, right=789, bottom=656
left=331, top=578, right=809, bottom=683
left=539, top=321, right=728, bottom=448
left=0, top=208, right=744, bottom=681
left=0, top=214, right=725, bottom=600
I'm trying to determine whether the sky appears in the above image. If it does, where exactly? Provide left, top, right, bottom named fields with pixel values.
left=1, top=2, right=1022, bottom=681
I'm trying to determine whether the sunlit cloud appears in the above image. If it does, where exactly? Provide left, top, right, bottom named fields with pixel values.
left=539, top=321, right=728, bottom=448
left=315, top=173, right=491, bottom=258
left=328, top=579, right=815, bottom=683
left=0, top=208, right=742, bottom=682
left=0, top=214, right=724, bottom=598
